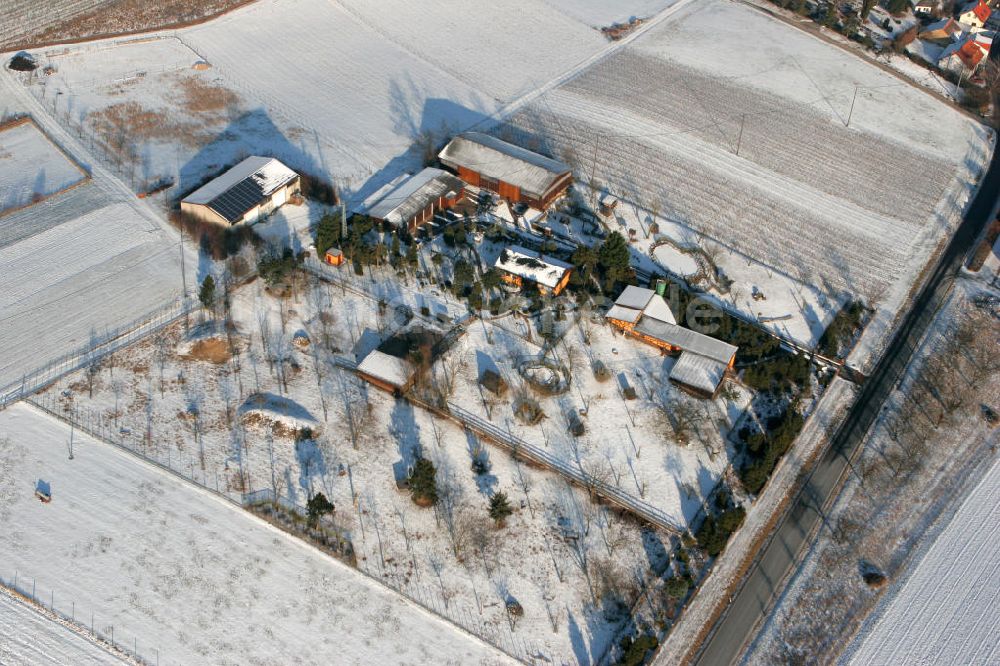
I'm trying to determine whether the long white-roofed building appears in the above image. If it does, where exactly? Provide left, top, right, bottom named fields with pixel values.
left=438, top=132, right=572, bottom=209
left=365, top=167, right=465, bottom=232
left=181, top=156, right=300, bottom=226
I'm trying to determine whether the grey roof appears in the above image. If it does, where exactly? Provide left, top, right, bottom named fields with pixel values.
left=495, top=245, right=572, bottom=289
left=182, top=156, right=297, bottom=223
left=615, top=285, right=656, bottom=310
left=438, top=132, right=571, bottom=199
left=669, top=351, right=728, bottom=394
left=605, top=303, right=643, bottom=324
left=634, top=317, right=737, bottom=365
left=607, top=286, right=676, bottom=325
left=366, top=167, right=464, bottom=226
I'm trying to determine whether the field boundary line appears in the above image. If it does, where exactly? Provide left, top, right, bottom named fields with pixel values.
left=0, top=576, right=142, bottom=664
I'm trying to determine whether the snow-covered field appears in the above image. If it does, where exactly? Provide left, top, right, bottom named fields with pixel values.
left=498, top=0, right=989, bottom=355
left=541, top=0, right=680, bottom=26
left=0, top=119, right=86, bottom=213
left=0, top=402, right=510, bottom=666
left=11, top=0, right=678, bottom=204
left=846, top=455, right=1000, bottom=666
left=0, top=591, right=122, bottom=666
left=333, top=0, right=607, bottom=101
left=0, top=72, right=185, bottom=392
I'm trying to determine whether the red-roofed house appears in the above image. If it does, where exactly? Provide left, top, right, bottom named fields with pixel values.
left=958, top=0, right=991, bottom=31
left=938, top=34, right=990, bottom=72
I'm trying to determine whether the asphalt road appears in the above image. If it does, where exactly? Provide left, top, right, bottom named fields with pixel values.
left=690, top=130, right=1000, bottom=664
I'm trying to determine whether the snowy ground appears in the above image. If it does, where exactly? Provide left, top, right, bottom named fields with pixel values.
left=743, top=277, right=1000, bottom=664
left=32, top=268, right=677, bottom=663
left=0, top=402, right=511, bottom=666
left=498, top=0, right=990, bottom=357
left=442, top=309, right=749, bottom=528
left=541, top=0, right=680, bottom=26
left=0, top=71, right=185, bottom=392
left=0, top=119, right=86, bottom=212
left=0, top=591, right=123, bottom=666
left=844, top=455, right=1000, bottom=666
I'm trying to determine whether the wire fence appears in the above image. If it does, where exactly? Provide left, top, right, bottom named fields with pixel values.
left=1, top=571, right=154, bottom=665
left=1, top=298, right=195, bottom=410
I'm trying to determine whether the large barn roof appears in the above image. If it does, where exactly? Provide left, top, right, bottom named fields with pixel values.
left=495, top=245, right=572, bottom=289
left=183, top=156, right=298, bottom=223
left=365, top=167, right=464, bottom=226
left=438, top=132, right=570, bottom=199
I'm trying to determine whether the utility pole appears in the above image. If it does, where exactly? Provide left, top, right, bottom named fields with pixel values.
left=847, top=84, right=860, bottom=128
left=589, top=134, right=601, bottom=210
left=179, top=235, right=189, bottom=331
left=735, top=113, right=746, bottom=156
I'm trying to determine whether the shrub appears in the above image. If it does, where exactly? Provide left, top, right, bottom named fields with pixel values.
left=306, top=492, right=335, bottom=527
left=665, top=576, right=689, bottom=599
left=298, top=171, right=338, bottom=205
left=409, top=457, right=438, bottom=506
left=489, top=491, right=513, bottom=527
left=617, top=633, right=658, bottom=666
left=258, top=248, right=303, bottom=285
left=168, top=211, right=260, bottom=260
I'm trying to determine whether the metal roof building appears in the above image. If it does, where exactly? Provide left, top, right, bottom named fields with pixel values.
left=365, top=167, right=465, bottom=232
left=438, top=132, right=572, bottom=209
left=181, top=156, right=300, bottom=225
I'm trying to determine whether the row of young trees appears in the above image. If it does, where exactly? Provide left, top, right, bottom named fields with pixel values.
left=407, top=456, right=513, bottom=526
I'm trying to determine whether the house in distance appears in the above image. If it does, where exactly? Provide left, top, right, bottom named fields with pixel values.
left=365, top=167, right=465, bottom=233
left=606, top=285, right=738, bottom=397
left=181, top=156, right=299, bottom=226
left=439, top=132, right=572, bottom=210
left=495, top=245, right=573, bottom=296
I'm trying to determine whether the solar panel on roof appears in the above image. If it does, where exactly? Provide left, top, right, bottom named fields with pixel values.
left=208, top=178, right=267, bottom=223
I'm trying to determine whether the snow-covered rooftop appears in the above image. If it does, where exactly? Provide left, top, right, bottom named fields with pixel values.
left=607, top=286, right=677, bottom=324
left=495, top=245, right=572, bottom=289
left=357, top=349, right=413, bottom=388
left=182, top=156, right=298, bottom=222
left=634, top=317, right=737, bottom=365
left=669, top=351, right=728, bottom=395
left=605, top=303, right=643, bottom=324
left=365, top=167, right=464, bottom=226
left=615, top=285, right=657, bottom=310
left=439, top=132, right=571, bottom=199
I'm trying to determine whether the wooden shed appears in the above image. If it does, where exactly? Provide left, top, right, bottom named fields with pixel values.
left=324, top=247, right=345, bottom=266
